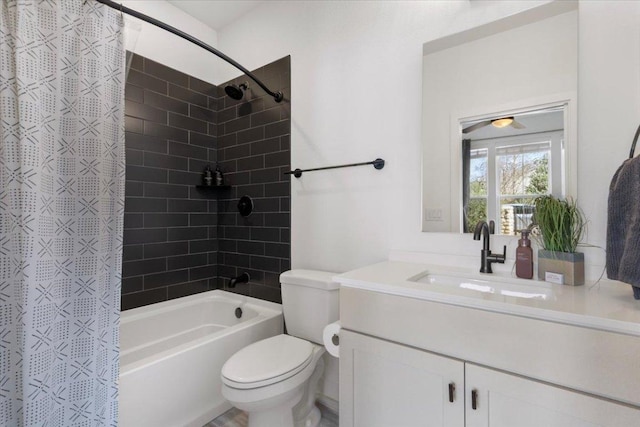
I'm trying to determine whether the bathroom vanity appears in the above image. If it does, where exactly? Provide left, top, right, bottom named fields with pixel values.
left=335, top=261, right=640, bottom=427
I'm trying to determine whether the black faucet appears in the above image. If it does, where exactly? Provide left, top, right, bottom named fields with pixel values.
left=228, top=272, right=250, bottom=288
left=472, top=220, right=506, bottom=273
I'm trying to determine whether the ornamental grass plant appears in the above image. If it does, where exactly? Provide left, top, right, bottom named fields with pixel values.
left=532, top=195, right=586, bottom=253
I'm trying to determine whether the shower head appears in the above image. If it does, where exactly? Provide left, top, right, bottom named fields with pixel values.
left=224, top=82, right=248, bottom=100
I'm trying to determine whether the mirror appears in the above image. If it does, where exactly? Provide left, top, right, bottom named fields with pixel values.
left=421, top=2, right=578, bottom=234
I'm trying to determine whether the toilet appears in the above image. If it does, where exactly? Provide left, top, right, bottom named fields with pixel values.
left=221, top=270, right=339, bottom=427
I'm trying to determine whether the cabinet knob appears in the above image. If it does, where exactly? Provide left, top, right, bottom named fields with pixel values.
left=448, top=382, right=455, bottom=403
left=471, top=389, right=478, bottom=410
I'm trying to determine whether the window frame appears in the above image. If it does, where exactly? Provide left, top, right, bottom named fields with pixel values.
left=466, top=130, right=564, bottom=234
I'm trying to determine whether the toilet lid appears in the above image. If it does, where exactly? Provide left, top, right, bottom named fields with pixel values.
left=221, top=335, right=313, bottom=389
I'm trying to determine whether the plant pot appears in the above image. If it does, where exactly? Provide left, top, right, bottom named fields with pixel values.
left=537, top=250, right=584, bottom=286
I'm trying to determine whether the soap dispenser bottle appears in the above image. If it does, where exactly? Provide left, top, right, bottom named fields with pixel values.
left=202, top=165, right=213, bottom=186
left=516, top=230, right=533, bottom=279
left=214, top=164, right=224, bottom=186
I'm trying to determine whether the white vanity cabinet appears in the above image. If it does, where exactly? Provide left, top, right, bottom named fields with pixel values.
left=340, top=329, right=464, bottom=427
left=336, top=262, right=640, bottom=427
left=466, top=363, right=640, bottom=427
left=341, top=330, right=640, bottom=427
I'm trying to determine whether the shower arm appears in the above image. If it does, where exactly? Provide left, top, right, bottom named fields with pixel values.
left=96, top=0, right=284, bottom=103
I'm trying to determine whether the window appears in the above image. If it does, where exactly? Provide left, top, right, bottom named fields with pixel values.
left=463, top=131, right=563, bottom=235
left=466, top=148, right=488, bottom=233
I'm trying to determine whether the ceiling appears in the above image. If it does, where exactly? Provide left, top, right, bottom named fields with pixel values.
left=462, top=109, right=564, bottom=141
left=168, top=0, right=265, bottom=31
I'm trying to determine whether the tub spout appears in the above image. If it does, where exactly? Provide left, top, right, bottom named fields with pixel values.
left=228, top=272, right=250, bottom=288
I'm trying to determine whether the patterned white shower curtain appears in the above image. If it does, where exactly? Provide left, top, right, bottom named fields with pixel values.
left=0, top=1, right=125, bottom=425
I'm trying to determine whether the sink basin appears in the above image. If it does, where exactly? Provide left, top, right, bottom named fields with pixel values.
left=411, top=273, right=554, bottom=300
left=335, top=261, right=640, bottom=338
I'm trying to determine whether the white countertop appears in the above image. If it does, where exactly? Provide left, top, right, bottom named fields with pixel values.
left=335, top=261, right=640, bottom=337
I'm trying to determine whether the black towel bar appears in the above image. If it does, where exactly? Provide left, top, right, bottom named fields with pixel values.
left=285, top=158, right=385, bottom=178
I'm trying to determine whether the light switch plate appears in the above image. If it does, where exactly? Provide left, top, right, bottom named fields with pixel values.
left=424, top=208, right=443, bottom=221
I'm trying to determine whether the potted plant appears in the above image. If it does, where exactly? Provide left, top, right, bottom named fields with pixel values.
left=532, top=195, right=587, bottom=286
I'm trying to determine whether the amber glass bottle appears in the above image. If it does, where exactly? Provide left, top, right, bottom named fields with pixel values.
left=516, top=230, right=533, bottom=279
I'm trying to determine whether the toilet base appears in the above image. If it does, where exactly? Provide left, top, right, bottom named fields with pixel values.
left=243, top=359, right=324, bottom=427
left=292, top=355, right=324, bottom=427
left=247, top=392, right=302, bottom=427
left=295, top=404, right=320, bottom=427
left=245, top=400, right=321, bottom=427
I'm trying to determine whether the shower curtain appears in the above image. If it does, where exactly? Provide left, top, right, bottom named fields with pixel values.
left=0, top=1, right=125, bottom=425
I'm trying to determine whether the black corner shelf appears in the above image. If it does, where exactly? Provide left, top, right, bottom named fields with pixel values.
left=195, top=185, right=231, bottom=190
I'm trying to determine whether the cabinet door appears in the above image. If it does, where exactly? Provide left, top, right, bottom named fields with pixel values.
left=340, top=330, right=464, bottom=427
left=465, top=364, right=640, bottom=427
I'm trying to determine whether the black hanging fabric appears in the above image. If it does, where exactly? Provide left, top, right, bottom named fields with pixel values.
left=607, top=123, right=640, bottom=299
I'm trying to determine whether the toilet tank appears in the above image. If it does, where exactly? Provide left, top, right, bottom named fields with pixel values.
left=280, top=270, right=339, bottom=344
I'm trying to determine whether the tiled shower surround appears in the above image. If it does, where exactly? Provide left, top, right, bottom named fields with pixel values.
left=122, top=54, right=291, bottom=310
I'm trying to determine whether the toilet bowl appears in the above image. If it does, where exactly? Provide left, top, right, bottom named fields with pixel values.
left=221, top=334, right=325, bottom=427
left=221, top=270, right=339, bottom=427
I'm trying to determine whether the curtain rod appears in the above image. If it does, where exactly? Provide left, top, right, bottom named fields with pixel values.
left=96, top=0, right=284, bottom=103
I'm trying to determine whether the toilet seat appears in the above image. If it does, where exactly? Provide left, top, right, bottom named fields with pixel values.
left=222, top=335, right=313, bottom=389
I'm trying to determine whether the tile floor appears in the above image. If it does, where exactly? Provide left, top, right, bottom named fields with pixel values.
left=204, top=403, right=338, bottom=427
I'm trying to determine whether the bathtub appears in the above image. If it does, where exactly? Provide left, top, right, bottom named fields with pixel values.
left=119, top=290, right=283, bottom=427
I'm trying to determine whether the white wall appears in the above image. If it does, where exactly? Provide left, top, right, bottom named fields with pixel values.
left=116, top=0, right=640, bottom=277
left=217, top=0, right=640, bottom=281
left=121, top=0, right=219, bottom=84
left=216, top=0, right=552, bottom=272
left=578, top=1, right=640, bottom=259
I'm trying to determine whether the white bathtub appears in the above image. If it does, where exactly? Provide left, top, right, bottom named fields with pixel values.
left=119, top=290, right=283, bottom=427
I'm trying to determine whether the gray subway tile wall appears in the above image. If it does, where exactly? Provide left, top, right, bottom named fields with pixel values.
left=122, top=53, right=290, bottom=310
left=215, top=56, right=291, bottom=304
left=122, top=54, right=218, bottom=310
